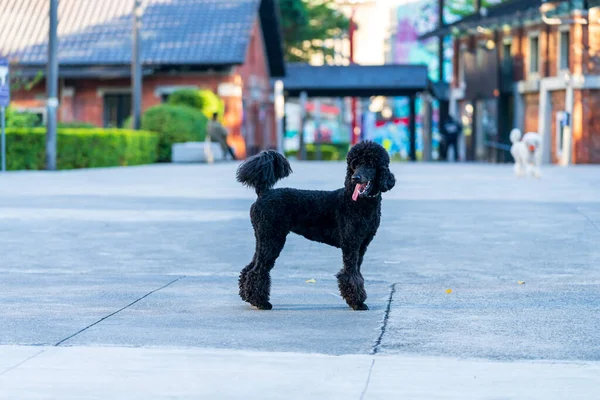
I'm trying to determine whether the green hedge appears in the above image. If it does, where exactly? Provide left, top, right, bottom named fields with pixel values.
left=139, top=104, right=207, bottom=162
left=5, top=128, right=158, bottom=170
left=5, top=107, right=42, bottom=128
left=57, top=121, right=97, bottom=129
left=285, top=144, right=342, bottom=161
left=167, top=88, right=225, bottom=120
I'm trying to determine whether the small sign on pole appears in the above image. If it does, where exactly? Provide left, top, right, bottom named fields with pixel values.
left=0, top=57, right=10, bottom=172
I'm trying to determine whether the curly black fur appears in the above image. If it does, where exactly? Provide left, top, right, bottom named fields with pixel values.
left=237, top=141, right=395, bottom=310
left=236, top=150, right=292, bottom=195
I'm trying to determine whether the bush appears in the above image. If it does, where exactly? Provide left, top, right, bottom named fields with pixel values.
left=167, top=88, right=225, bottom=120
left=285, top=144, right=341, bottom=161
left=5, top=128, right=158, bottom=170
left=57, top=121, right=97, bottom=129
left=5, top=107, right=42, bottom=128
left=166, top=89, right=204, bottom=110
left=140, top=104, right=207, bottom=162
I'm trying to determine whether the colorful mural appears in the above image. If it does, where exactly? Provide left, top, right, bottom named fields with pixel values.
left=361, top=0, right=453, bottom=161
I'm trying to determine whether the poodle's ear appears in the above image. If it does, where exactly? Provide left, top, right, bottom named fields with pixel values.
left=378, top=167, right=396, bottom=193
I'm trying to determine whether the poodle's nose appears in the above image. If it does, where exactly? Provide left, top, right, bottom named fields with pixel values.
left=351, top=174, right=362, bottom=183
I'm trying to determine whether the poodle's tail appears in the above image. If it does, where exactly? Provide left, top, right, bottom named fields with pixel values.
left=236, top=150, right=292, bottom=196
left=510, top=128, right=522, bottom=143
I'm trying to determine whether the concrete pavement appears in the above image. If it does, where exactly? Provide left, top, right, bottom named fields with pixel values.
left=0, top=162, right=599, bottom=398
left=1, top=346, right=599, bottom=400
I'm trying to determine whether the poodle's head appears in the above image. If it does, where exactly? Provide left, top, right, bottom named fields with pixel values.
left=345, top=141, right=395, bottom=201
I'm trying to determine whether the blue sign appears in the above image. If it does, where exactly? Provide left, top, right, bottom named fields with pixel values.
left=0, top=57, right=9, bottom=107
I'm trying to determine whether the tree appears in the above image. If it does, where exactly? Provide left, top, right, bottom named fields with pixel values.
left=445, top=0, right=504, bottom=20
left=8, top=62, right=44, bottom=92
left=279, top=0, right=350, bottom=63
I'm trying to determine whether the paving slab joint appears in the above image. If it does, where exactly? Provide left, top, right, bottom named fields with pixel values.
left=55, top=276, right=186, bottom=346
left=371, top=282, right=396, bottom=355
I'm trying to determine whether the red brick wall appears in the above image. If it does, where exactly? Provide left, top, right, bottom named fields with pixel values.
left=550, top=90, right=565, bottom=163
left=580, top=90, right=600, bottom=163
left=588, top=10, right=600, bottom=75
left=547, top=26, right=558, bottom=78
left=512, top=27, right=525, bottom=82
left=523, top=93, right=539, bottom=134
left=235, top=18, right=276, bottom=155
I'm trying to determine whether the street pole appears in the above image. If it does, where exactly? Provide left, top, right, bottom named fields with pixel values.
left=0, top=57, right=8, bottom=172
left=1, top=107, right=5, bottom=172
left=132, top=0, right=142, bottom=130
left=46, top=0, right=59, bottom=171
left=349, top=8, right=359, bottom=146
left=315, top=99, right=322, bottom=161
left=299, top=91, right=307, bottom=160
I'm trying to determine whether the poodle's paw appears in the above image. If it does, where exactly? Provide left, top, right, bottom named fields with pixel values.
left=350, top=303, right=369, bottom=311
left=254, top=301, right=273, bottom=310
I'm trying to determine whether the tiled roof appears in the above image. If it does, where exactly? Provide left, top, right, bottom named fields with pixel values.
left=0, top=0, right=261, bottom=66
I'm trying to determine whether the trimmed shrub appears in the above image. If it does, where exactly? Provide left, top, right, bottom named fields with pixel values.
left=5, top=128, right=158, bottom=170
left=57, top=121, right=97, bottom=129
left=166, top=89, right=204, bottom=110
left=167, top=88, right=225, bottom=120
left=285, top=144, right=341, bottom=161
left=5, top=107, right=42, bottom=128
left=140, top=104, right=207, bottom=162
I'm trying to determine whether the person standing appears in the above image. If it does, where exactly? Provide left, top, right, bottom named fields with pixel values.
left=441, top=115, right=462, bottom=162
left=207, top=112, right=237, bottom=161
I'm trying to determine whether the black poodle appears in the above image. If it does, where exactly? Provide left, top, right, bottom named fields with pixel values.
left=236, top=141, right=395, bottom=311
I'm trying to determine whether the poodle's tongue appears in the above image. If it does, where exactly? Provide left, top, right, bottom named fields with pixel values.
left=352, top=183, right=366, bottom=201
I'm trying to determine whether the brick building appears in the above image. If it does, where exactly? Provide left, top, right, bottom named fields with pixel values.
left=422, top=0, right=600, bottom=164
left=0, top=0, right=285, bottom=158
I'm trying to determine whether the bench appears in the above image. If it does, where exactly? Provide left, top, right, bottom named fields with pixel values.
left=171, top=142, right=225, bottom=163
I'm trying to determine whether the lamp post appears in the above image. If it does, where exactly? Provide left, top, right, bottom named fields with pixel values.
left=349, top=7, right=358, bottom=146
left=46, top=0, right=58, bottom=171
left=132, top=0, right=142, bottom=130
left=336, top=0, right=373, bottom=146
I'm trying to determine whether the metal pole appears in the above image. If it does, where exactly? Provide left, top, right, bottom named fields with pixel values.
left=315, top=99, right=322, bottom=161
left=132, top=0, right=142, bottom=130
left=349, top=8, right=358, bottom=146
left=299, top=91, right=307, bottom=160
left=421, top=94, right=432, bottom=162
left=46, top=0, right=59, bottom=171
left=1, top=107, right=5, bottom=172
left=438, top=0, right=445, bottom=83
left=409, top=95, right=417, bottom=161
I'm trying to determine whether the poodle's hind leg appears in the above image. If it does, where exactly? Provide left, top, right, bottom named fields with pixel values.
left=243, top=233, right=287, bottom=310
left=337, top=247, right=368, bottom=311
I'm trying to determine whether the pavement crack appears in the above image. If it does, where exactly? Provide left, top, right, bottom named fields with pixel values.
left=575, top=207, right=600, bottom=233
left=54, top=276, right=185, bottom=346
left=371, top=283, right=396, bottom=355
left=359, top=359, right=376, bottom=400
left=0, top=349, right=46, bottom=377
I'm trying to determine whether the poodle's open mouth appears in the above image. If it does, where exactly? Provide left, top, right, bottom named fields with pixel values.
left=352, top=181, right=371, bottom=201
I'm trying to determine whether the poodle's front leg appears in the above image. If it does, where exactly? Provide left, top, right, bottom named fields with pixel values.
left=337, top=248, right=368, bottom=310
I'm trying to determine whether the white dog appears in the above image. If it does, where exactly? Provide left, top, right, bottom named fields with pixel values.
left=510, top=128, right=542, bottom=178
